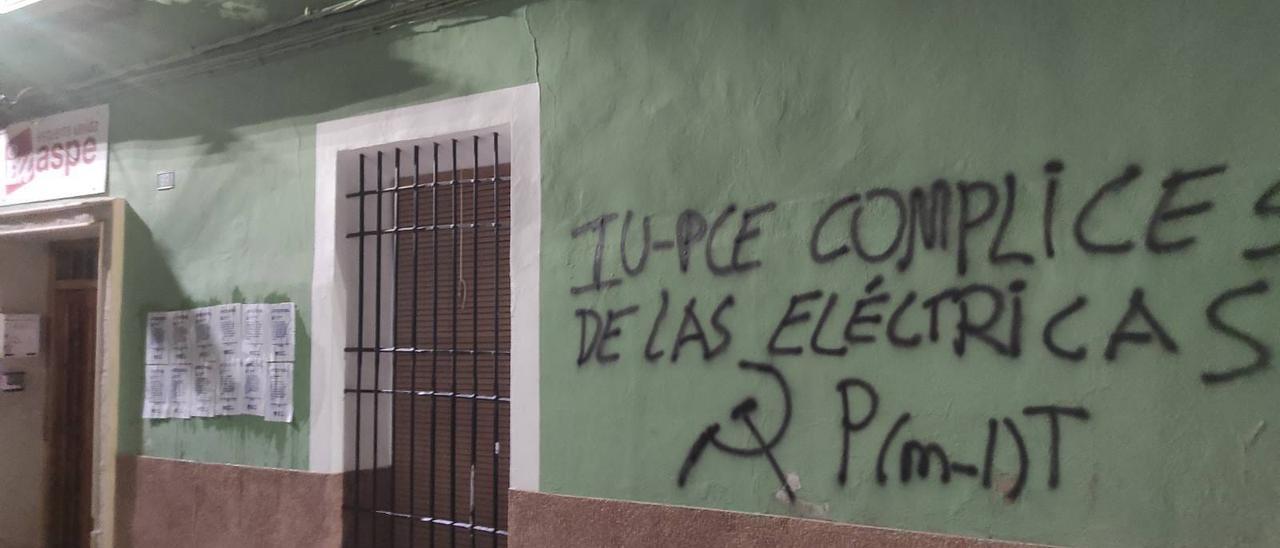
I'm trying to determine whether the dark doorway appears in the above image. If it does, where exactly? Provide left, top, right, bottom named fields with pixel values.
left=46, top=239, right=98, bottom=548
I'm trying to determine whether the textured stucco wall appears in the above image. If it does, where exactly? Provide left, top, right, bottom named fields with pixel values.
left=114, top=456, right=342, bottom=547
left=508, top=490, right=1040, bottom=548
left=60, top=0, right=1280, bottom=545
left=107, top=0, right=536, bottom=468
left=533, top=1, right=1280, bottom=547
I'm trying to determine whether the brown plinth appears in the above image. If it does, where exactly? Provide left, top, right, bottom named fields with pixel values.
left=509, top=490, right=1040, bottom=548
left=115, top=455, right=343, bottom=548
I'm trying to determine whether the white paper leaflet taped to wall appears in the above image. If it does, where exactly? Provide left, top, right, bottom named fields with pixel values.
left=141, top=302, right=296, bottom=423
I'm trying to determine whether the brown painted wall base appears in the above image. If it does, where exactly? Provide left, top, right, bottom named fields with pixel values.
left=509, top=490, right=1041, bottom=548
left=115, top=455, right=342, bottom=548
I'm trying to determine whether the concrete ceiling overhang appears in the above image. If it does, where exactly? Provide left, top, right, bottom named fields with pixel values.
left=0, top=0, right=481, bottom=125
left=1, top=1, right=319, bottom=87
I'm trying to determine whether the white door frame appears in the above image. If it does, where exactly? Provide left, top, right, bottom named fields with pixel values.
left=311, top=84, right=541, bottom=492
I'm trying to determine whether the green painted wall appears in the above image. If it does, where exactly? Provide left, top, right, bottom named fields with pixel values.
left=534, top=1, right=1280, bottom=547
left=109, top=1, right=536, bottom=468
left=88, top=0, right=1280, bottom=545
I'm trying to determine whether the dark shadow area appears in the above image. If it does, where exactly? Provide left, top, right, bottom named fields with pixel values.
left=116, top=204, right=184, bottom=457
left=3, top=0, right=542, bottom=144
left=0, top=0, right=318, bottom=125
left=118, top=204, right=317, bottom=459
left=0, top=0, right=322, bottom=87
left=116, top=201, right=323, bottom=539
left=113, top=204, right=182, bottom=547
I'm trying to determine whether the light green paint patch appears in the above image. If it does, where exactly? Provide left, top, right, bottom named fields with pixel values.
left=110, top=1, right=536, bottom=469
left=535, top=1, right=1280, bottom=547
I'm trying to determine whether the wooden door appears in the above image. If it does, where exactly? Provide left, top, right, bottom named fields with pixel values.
left=343, top=140, right=512, bottom=548
left=46, top=241, right=98, bottom=548
left=390, top=163, right=511, bottom=548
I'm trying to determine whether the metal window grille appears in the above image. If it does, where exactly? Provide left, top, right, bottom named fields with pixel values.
left=344, top=133, right=511, bottom=548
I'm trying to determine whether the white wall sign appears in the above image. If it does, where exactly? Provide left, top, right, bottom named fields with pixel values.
left=2, top=313, right=41, bottom=357
left=1, top=105, right=109, bottom=206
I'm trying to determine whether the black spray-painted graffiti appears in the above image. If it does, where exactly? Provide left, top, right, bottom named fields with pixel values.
left=568, top=160, right=1279, bottom=503
left=833, top=378, right=1089, bottom=501
left=677, top=361, right=795, bottom=501
left=672, top=364, right=1090, bottom=502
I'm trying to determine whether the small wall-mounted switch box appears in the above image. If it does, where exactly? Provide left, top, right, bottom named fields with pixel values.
left=156, top=171, right=176, bottom=191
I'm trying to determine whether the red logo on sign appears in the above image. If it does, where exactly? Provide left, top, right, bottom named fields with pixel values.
left=5, top=127, right=34, bottom=195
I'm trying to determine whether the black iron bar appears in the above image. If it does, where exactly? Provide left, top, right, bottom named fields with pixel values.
left=343, top=347, right=510, bottom=356
left=429, top=142, right=440, bottom=548
left=354, top=153, right=367, bottom=546
left=491, top=132, right=501, bottom=547
left=344, top=223, right=500, bottom=239
left=344, top=177, right=509, bottom=198
left=470, top=135, right=481, bottom=548
left=343, top=387, right=510, bottom=402
left=373, top=150, right=385, bottom=547
left=389, top=147, right=402, bottom=545
left=449, top=138, right=460, bottom=548
left=409, top=144, right=421, bottom=548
